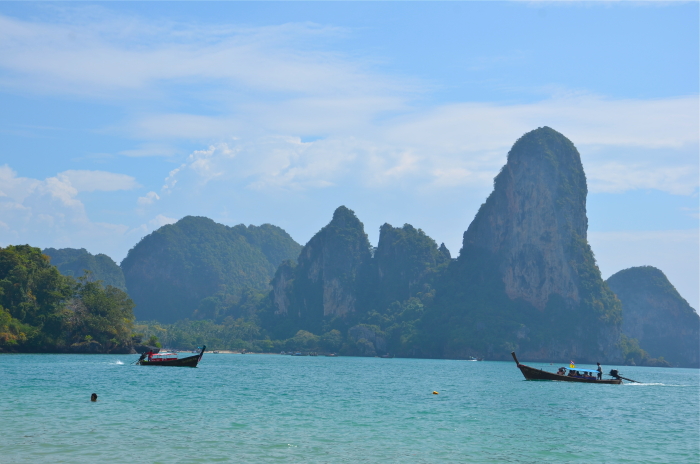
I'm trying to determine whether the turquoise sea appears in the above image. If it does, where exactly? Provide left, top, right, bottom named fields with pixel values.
left=1, top=353, right=698, bottom=463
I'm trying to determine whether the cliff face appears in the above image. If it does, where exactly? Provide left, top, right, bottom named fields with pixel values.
left=272, top=206, right=371, bottom=321
left=462, top=127, right=587, bottom=310
left=437, top=127, right=622, bottom=363
left=121, top=216, right=301, bottom=323
left=607, top=266, right=699, bottom=367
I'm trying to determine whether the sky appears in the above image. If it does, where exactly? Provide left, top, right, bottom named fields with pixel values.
left=0, top=1, right=697, bottom=308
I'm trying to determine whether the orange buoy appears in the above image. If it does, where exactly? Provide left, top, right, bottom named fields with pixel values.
left=432, top=391, right=439, bottom=395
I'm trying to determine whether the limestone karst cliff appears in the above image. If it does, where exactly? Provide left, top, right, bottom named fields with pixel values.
left=431, top=127, right=622, bottom=362
left=607, top=266, right=699, bottom=367
left=271, top=206, right=372, bottom=331
left=268, top=209, right=452, bottom=350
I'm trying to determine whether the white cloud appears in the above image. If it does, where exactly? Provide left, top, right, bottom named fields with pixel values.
left=58, top=170, right=140, bottom=192
left=137, top=191, right=160, bottom=206
left=156, top=93, right=698, bottom=197
left=0, top=13, right=403, bottom=100
left=0, top=165, right=156, bottom=261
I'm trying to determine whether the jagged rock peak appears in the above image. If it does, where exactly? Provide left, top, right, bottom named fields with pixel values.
left=329, top=205, right=364, bottom=229
left=274, top=206, right=371, bottom=319
left=460, top=126, right=589, bottom=311
left=607, top=266, right=699, bottom=367
left=438, top=243, right=451, bottom=260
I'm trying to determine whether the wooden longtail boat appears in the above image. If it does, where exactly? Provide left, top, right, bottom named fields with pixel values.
left=137, top=346, right=206, bottom=368
left=511, top=351, right=622, bottom=384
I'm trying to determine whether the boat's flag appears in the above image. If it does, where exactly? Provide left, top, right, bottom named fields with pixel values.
left=570, top=361, right=575, bottom=368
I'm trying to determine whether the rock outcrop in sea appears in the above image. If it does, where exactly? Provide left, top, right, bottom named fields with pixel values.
left=432, top=127, right=622, bottom=363
left=607, top=266, right=699, bottom=367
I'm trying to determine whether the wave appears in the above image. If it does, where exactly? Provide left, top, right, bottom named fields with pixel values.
left=625, top=382, right=694, bottom=387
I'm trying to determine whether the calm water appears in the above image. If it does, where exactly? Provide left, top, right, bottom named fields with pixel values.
left=1, top=354, right=698, bottom=463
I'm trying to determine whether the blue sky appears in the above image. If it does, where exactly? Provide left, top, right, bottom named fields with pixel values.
left=0, top=1, right=697, bottom=308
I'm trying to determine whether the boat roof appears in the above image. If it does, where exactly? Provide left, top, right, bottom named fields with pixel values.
left=566, top=368, right=598, bottom=373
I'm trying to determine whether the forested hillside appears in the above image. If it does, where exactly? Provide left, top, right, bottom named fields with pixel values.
left=43, top=247, right=126, bottom=291
left=121, top=216, right=301, bottom=323
left=0, top=245, right=135, bottom=353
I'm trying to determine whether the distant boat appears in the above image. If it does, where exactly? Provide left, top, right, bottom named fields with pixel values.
left=511, top=352, right=622, bottom=384
left=136, top=346, right=206, bottom=368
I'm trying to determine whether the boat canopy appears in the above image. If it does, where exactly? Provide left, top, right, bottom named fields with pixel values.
left=567, top=368, right=598, bottom=373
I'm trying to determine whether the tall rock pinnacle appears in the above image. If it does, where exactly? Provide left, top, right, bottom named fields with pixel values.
left=437, top=127, right=622, bottom=362
left=271, top=206, right=371, bottom=325
left=461, top=126, right=588, bottom=310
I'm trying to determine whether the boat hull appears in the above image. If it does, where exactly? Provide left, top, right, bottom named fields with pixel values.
left=517, top=363, right=621, bottom=384
left=138, top=347, right=205, bottom=368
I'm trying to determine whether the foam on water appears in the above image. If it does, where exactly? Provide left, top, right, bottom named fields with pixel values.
left=1, top=354, right=698, bottom=463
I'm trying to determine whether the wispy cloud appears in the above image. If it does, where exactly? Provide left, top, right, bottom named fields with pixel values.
left=157, top=94, right=698, bottom=196
left=0, top=12, right=405, bottom=101
left=58, top=170, right=139, bottom=192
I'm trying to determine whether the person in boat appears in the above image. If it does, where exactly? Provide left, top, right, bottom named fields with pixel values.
left=91, top=393, right=98, bottom=402
left=597, top=362, right=603, bottom=380
left=557, top=367, right=566, bottom=375
left=147, top=350, right=154, bottom=362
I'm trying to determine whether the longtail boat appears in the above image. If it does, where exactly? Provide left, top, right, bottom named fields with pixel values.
left=137, top=346, right=206, bottom=368
left=511, top=351, right=622, bottom=384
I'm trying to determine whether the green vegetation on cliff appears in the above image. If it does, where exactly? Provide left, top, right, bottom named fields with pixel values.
left=121, top=216, right=301, bottom=323
left=262, top=207, right=450, bottom=355
left=0, top=245, right=135, bottom=353
left=43, top=247, right=126, bottom=291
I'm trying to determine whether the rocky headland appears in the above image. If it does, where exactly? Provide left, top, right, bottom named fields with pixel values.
left=607, top=266, right=699, bottom=367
